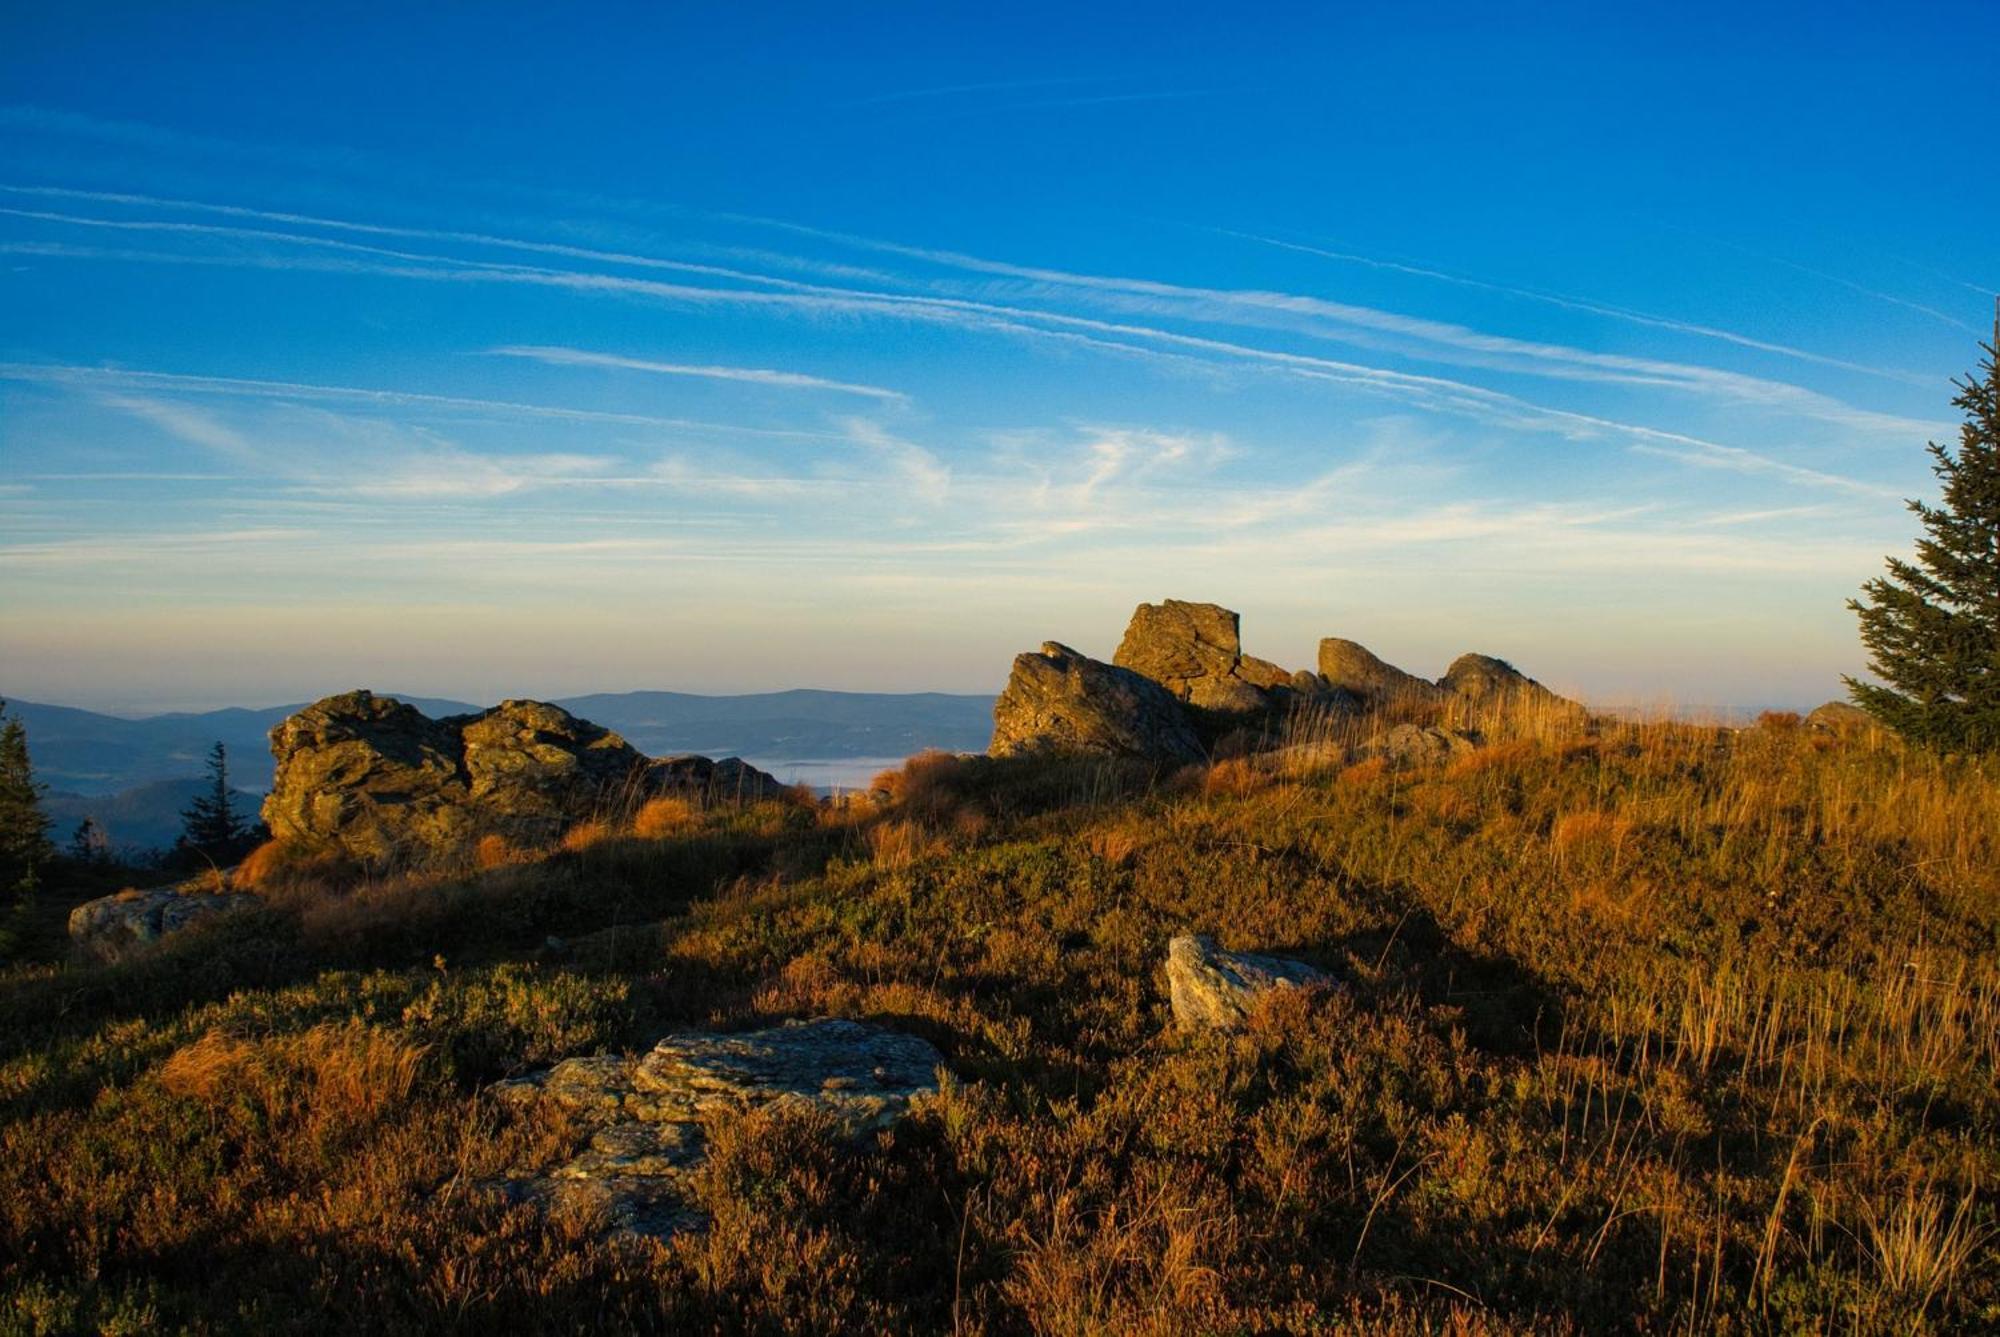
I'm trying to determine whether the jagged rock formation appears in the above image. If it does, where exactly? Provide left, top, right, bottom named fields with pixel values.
left=1114, top=599, right=1274, bottom=713
left=263, top=690, right=783, bottom=862
left=989, top=643, right=1204, bottom=764
left=492, top=1018, right=945, bottom=1239
left=264, top=691, right=476, bottom=860
left=457, top=699, right=645, bottom=824
left=68, top=878, right=260, bottom=963
left=1166, top=934, right=1331, bottom=1031
left=1318, top=638, right=1443, bottom=703
left=992, top=600, right=1578, bottom=763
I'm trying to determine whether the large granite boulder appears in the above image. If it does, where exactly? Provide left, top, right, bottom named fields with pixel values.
left=263, top=691, right=476, bottom=861
left=264, top=691, right=782, bottom=863
left=1166, top=934, right=1331, bottom=1032
left=1439, top=654, right=1574, bottom=712
left=69, top=878, right=260, bottom=963
left=990, top=642, right=1205, bottom=764
left=492, top=1018, right=945, bottom=1238
left=1114, top=600, right=1273, bottom=713
left=1318, top=639, right=1442, bottom=703
left=459, top=700, right=647, bottom=843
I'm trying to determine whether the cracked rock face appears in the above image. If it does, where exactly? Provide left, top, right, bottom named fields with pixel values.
left=989, top=642, right=1205, bottom=764
left=1166, top=934, right=1331, bottom=1032
left=1114, top=599, right=1282, bottom=715
left=491, top=1018, right=946, bottom=1239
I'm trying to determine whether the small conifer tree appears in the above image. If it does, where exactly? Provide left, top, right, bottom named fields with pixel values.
left=69, top=817, right=107, bottom=864
left=0, top=701, right=53, bottom=895
left=178, top=741, right=246, bottom=860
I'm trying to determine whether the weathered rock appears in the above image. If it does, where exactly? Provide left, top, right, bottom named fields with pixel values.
left=1361, top=723, right=1482, bottom=767
left=1439, top=653, right=1573, bottom=711
left=1166, top=934, right=1330, bottom=1032
left=1318, top=639, right=1442, bottom=703
left=263, top=692, right=783, bottom=862
left=460, top=700, right=646, bottom=841
left=263, top=690, right=475, bottom=862
left=990, top=642, right=1205, bottom=764
left=68, top=879, right=260, bottom=962
left=648, top=754, right=790, bottom=802
left=493, top=1018, right=945, bottom=1239
left=1115, top=600, right=1275, bottom=714
left=1237, top=656, right=1294, bottom=691
left=1260, top=740, right=1351, bottom=778
left=1805, top=700, right=1884, bottom=737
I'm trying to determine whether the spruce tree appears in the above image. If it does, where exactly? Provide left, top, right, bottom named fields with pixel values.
left=0, top=701, right=53, bottom=895
left=1846, top=327, right=2000, bottom=751
left=178, top=741, right=245, bottom=858
left=69, top=817, right=107, bottom=864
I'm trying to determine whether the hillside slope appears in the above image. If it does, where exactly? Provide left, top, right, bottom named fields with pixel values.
left=3, top=708, right=1995, bottom=1332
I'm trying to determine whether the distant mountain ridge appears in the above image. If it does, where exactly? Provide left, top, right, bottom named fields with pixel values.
left=4, top=690, right=999, bottom=796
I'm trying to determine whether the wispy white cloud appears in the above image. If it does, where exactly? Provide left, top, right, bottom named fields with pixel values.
left=10, top=194, right=1945, bottom=440
left=838, top=418, right=951, bottom=504
left=1218, top=228, right=1930, bottom=385
left=488, top=344, right=908, bottom=402
left=0, top=361, right=847, bottom=441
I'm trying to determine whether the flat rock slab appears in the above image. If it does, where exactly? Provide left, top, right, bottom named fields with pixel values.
left=1167, top=934, right=1331, bottom=1032
left=492, top=1018, right=946, bottom=1239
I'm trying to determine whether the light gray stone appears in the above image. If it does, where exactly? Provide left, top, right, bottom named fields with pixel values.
left=67, top=879, right=260, bottom=963
left=1166, top=934, right=1330, bottom=1032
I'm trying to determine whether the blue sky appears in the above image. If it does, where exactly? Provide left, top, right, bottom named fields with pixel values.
left=2, top=3, right=1995, bottom=712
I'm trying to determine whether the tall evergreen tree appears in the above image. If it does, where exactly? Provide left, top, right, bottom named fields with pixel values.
left=1846, top=325, right=2000, bottom=751
left=0, top=700, right=53, bottom=895
left=178, top=741, right=246, bottom=858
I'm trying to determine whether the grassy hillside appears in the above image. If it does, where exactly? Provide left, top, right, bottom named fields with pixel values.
left=2, top=704, right=1996, bottom=1333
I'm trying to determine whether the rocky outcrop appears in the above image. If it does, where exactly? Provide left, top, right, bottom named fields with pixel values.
left=1361, top=723, right=1482, bottom=767
left=492, top=1018, right=945, bottom=1239
left=458, top=700, right=645, bottom=832
left=1317, top=639, right=1442, bottom=703
left=1114, top=600, right=1273, bottom=714
left=263, top=691, right=477, bottom=861
left=992, top=602, right=1577, bottom=763
left=1805, top=701, right=1883, bottom=737
left=990, top=642, right=1204, bottom=764
left=1166, top=934, right=1331, bottom=1032
left=68, top=878, right=260, bottom=962
left=263, top=691, right=783, bottom=863
left=1439, top=654, right=1572, bottom=711
left=649, top=754, right=791, bottom=801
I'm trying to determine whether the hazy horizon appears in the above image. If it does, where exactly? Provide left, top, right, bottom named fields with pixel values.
left=4, top=5, right=1996, bottom=715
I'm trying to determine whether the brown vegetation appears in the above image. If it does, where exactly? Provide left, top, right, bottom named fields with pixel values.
left=2, top=703, right=1996, bottom=1332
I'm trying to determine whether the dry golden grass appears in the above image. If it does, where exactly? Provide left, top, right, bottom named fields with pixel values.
left=631, top=795, right=697, bottom=839
left=473, top=832, right=518, bottom=870
left=5, top=702, right=1998, bottom=1332
left=558, top=820, right=611, bottom=854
